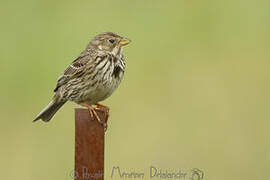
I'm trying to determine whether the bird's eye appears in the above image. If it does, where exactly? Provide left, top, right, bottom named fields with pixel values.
left=109, top=39, right=115, bottom=44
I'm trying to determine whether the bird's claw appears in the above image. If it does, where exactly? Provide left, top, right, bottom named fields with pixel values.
left=89, top=107, right=108, bottom=131
left=78, top=102, right=109, bottom=131
left=95, top=103, right=110, bottom=117
left=99, top=120, right=108, bottom=132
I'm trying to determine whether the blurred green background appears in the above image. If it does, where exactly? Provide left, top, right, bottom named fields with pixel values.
left=1, top=0, right=270, bottom=179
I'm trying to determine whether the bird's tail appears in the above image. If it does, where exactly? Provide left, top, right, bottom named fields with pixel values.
left=33, top=100, right=66, bottom=122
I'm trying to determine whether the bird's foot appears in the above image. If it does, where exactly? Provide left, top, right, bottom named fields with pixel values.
left=95, top=103, right=109, bottom=131
left=78, top=102, right=107, bottom=131
left=95, top=103, right=110, bottom=117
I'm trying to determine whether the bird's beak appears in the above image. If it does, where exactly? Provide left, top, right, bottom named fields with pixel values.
left=119, top=37, right=131, bottom=46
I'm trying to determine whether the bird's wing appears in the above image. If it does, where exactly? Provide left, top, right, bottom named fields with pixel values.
left=54, top=53, right=92, bottom=92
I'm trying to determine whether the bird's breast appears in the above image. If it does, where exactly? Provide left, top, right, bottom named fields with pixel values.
left=81, top=55, right=125, bottom=104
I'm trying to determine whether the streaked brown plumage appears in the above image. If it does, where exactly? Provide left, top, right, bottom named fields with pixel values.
left=33, top=32, right=130, bottom=127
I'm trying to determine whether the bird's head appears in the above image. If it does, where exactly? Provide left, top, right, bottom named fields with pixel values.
left=90, top=32, right=131, bottom=57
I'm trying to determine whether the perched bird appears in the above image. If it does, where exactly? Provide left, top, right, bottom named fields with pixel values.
left=33, top=32, right=131, bottom=128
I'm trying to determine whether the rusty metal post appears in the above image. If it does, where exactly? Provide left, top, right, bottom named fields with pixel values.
left=74, top=108, right=108, bottom=180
